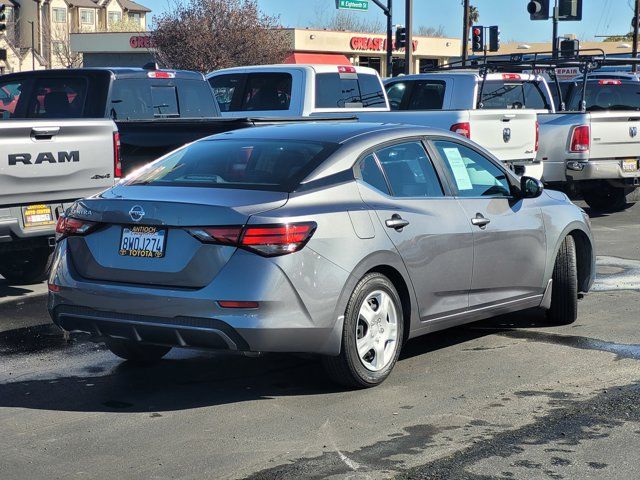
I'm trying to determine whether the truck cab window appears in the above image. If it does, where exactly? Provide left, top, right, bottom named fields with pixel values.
left=28, top=78, right=87, bottom=119
left=480, top=81, right=549, bottom=110
left=241, top=73, right=292, bottom=111
left=151, top=86, right=179, bottom=117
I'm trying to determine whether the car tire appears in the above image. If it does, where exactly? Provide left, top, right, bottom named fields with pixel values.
left=322, top=273, right=404, bottom=388
left=546, top=235, right=578, bottom=325
left=582, top=184, right=636, bottom=212
left=106, top=339, right=171, bottom=363
left=0, top=247, right=53, bottom=285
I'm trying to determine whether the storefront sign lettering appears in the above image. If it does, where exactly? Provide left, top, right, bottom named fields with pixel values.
left=130, top=36, right=155, bottom=49
left=350, top=36, right=418, bottom=52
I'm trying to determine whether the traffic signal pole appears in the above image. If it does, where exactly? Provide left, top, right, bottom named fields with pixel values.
left=404, top=0, right=413, bottom=74
left=552, top=0, right=559, bottom=58
left=462, top=0, right=470, bottom=65
left=370, top=0, right=393, bottom=77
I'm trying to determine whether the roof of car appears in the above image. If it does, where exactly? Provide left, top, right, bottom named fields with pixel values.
left=203, top=121, right=444, bottom=144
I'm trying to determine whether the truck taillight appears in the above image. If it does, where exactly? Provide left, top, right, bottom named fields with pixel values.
left=55, top=216, right=98, bottom=241
left=598, top=79, right=622, bottom=85
left=535, top=121, right=539, bottom=152
left=502, top=73, right=522, bottom=80
left=186, top=222, right=317, bottom=257
left=113, top=132, right=122, bottom=178
left=450, top=122, right=471, bottom=138
left=569, top=125, right=590, bottom=153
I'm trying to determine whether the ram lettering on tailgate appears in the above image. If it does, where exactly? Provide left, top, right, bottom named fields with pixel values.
left=8, top=151, right=79, bottom=165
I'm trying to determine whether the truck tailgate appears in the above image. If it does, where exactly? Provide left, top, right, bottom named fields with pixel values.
left=589, top=112, right=640, bottom=160
left=0, top=119, right=117, bottom=206
left=469, top=110, right=537, bottom=162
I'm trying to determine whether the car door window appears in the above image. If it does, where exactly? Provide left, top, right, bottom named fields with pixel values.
left=240, top=73, right=292, bottom=111
left=385, top=82, right=408, bottom=110
left=27, top=77, right=88, bottom=118
left=357, top=154, right=390, bottom=195
left=375, top=142, right=443, bottom=198
left=407, top=81, right=446, bottom=110
left=434, top=141, right=511, bottom=198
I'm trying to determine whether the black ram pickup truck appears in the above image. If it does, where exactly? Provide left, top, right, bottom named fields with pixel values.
left=0, top=67, right=259, bottom=175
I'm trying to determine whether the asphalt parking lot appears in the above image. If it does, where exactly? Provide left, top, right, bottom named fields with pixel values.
left=1, top=202, right=639, bottom=480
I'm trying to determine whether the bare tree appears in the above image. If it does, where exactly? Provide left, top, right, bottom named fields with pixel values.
left=415, top=25, right=446, bottom=37
left=311, top=2, right=382, bottom=32
left=151, top=0, right=288, bottom=72
left=48, top=24, right=82, bottom=68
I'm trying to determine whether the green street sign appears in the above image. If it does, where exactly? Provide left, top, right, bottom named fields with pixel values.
left=337, top=0, right=369, bottom=11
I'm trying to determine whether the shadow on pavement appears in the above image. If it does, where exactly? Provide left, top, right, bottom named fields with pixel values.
left=0, top=308, right=555, bottom=414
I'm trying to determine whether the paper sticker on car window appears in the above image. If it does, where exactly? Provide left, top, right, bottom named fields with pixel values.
left=442, top=147, right=473, bottom=190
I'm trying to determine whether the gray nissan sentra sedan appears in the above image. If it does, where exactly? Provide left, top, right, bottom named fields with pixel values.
left=48, top=122, right=595, bottom=387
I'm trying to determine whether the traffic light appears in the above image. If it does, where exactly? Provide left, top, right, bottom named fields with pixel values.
left=0, top=5, right=6, bottom=33
left=395, top=26, right=407, bottom=50
left=489, top=26, right=500, bottom=52
left=472, top=26, right=484, bottom=53
left=560, top=39, right=579, bottom=58
left=527, top=0, right=550, bottom=21
left=559, top=0, right=582, bottom=21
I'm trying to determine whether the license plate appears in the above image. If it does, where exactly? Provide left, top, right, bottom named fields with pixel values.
left=22, top=204, right=55, bottom=228
left=119, top=226, right=167, bottom=258
left=622, top=159, right=639, bottom=172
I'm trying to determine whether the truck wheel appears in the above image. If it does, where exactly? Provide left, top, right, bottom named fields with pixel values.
left=322, top=273, right=404, bottom=388
left=547, top=235, right=578, bottom=326
left=0, top=248, right=53, bottom=285
left=106, top=339, right=171, bottom=363
left=582, top=184, right=636, bottom=212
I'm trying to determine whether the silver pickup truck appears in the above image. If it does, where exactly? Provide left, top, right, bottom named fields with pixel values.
left=539, top=75, right=640, bottom=211
left=0, top=117, right=117, bottom=284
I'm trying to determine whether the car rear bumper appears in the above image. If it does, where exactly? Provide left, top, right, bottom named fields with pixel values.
left=48, top=241, right=349, bottom=355
left=566, top=159, right=640, bottom=183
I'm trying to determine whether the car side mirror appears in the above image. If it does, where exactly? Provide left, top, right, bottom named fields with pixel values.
left=520, top=176, right=544, bottom=199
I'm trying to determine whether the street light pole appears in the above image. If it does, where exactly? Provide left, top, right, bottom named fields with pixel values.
left=29, top=20, right=35, bottom=70
left=461, top=0, right=470, bottom=65
left=633, top=0, right=639, bottom=72
left=404, top=0, right=412, bottom=74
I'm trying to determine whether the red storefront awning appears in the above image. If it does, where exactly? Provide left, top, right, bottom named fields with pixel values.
left=283, top=53, right=352, bottom=65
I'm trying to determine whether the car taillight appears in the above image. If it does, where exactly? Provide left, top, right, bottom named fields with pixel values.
left=113, top=132, right=122, bottom=178
left=187, top=222, right=317, bottom=257
left=55, top=216, right=98, bottom=241
left=535, top=121, right=539, bottom=152
left=598, top=79, right=621, bottom=85
left=450, top=122, right=471, bottom=138
left=569, top=125, right=590, bottom=153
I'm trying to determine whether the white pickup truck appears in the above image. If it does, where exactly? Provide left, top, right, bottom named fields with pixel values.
left=207, top=66, right=542, bottom=177
left=364, top=71, right=546, bottom=178
left=207, top=64, right=389, bottom=116
left=538, top=75, right=640, bottom=211
left=0, top=82, right=118, bottom=284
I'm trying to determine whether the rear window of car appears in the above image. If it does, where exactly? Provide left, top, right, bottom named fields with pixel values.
left=315, top=73, right=386, bottom=108
left=566, top=81, right=640, bottom=111
left=125, top=139, right=337, bottom=192
left=209, top=73, right=293, bottom=112
left=480, top=80, right=550, bottom=110
left=109, top=79, right=217, bottom=120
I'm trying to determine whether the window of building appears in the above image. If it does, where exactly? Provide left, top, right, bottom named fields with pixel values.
left=5, top=6, right=15, bottom=22
left=52, top=42, right=64, bottom=56
left=129, top=12, right=141, bottom=23
left=52, top=7, right=67, bottom=23
left=108, top=11, right=122, bottom=25
left=80, top=9, right=95, bottom=25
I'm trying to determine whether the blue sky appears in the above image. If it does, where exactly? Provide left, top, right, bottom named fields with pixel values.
left=143, top=0, right=637, bottom=42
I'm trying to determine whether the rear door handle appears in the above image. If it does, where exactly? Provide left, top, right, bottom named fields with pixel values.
left=31, top=127, right=60, bottom=139
left=385, top=214, right=410, bottom=231
left=471, top=213, right=491, bottom=229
